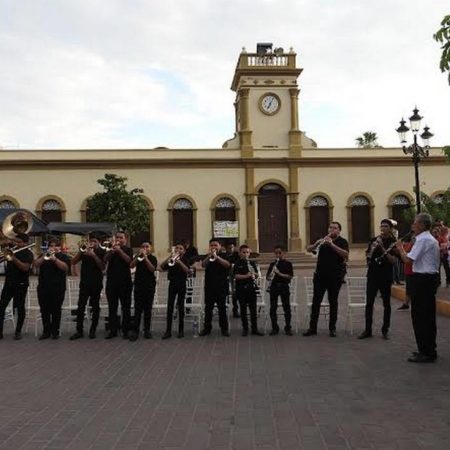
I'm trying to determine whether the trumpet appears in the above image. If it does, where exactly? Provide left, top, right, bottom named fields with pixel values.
left=135, top=252, right=147, bottom=262
left=209, top=250, right=218, bottom=262
left=0, top=243, right=35, bottom=263
left=168, top=254, right=180, bottom=267
left=43, top=249, right=56, bottom=260
left=100, top=240, right=114, bottom=251
left=79, top=241, right=93, bottom=253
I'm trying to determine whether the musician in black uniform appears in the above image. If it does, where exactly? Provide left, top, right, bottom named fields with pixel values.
left=129, top=241, right=158, bottom=341
left=70, top=234, right=106, bottom=340
left=233, top=245, right=264, bottom=336
left=266, top=246, right=294, bottom=336
left=303, top=222, right=349, bottom=337
left=104, top=231, right=133, bottom=339
left=199, top=238, right=231, bottom=336
left=160, top=242, right=190, bottom=339
left=34, top=238, right=70, bottom=339
left=223, top=242, right=240, bottom=317
left=0, top=233, right=34, bottom=340
left=359, top=219, right=397, bottom=340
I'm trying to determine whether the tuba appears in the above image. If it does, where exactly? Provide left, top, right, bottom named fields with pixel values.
left=1, top=210, right=33, bottom=240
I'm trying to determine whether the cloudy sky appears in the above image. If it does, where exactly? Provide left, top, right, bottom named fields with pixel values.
left=1, top=0, right=449, bottom=149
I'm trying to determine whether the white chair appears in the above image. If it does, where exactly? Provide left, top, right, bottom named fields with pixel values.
left=303, top=276, right=329, bottom=328
left=25, top=280, right=41, bottom=336
left=153, top=274, right=169, bottom=323
left=0, top=281, right=16, bottom=331
left=185, top=276, right=204, bottom=329
left=345, top=277, right=367, bottom=335
left=60, top=278, right=79, bottom=334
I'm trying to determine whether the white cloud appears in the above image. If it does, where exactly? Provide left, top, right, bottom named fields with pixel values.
left=0, top=0, right=449, bottom=149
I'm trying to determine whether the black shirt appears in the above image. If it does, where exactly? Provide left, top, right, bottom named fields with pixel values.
left=233, top=258, right=258, bottom=290
left=267, top=259, right=293, bottom=284
left=134, top=254, right=158, bottom=288
left=184, top=246, right=199, bottom=265
left=315, top=236, right=349, bottom=276
left=5, top=249, right=34, bottom=285
left=366, top=235, right=396, bottom=280
left=162, top=255, right=190, bottom=283
left=38, top=252, right=70, bottom=288
left=80, top=247, right=106, bottom=286
left=205, top=254, right=230, bottom=291
left=106, top=246, right=133, bottom=285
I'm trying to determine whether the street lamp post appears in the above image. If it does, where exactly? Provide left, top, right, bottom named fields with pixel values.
left=396, top=107, right=434, bottom=214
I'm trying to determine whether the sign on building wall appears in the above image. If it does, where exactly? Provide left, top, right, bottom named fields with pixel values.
left=213, top=221, right=239, bottom=238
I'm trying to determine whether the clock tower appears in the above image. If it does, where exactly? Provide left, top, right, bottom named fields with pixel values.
left=223, top=43, right=314, bottom=157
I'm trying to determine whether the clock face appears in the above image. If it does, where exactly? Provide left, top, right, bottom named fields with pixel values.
left=260, top=94, right=281, bottom=115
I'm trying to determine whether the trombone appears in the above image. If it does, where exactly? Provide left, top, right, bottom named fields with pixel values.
left=0, top=243, right=35, bottom=263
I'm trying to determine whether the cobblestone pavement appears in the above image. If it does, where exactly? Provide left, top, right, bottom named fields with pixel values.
left=1, top=269, right=450, bottom=450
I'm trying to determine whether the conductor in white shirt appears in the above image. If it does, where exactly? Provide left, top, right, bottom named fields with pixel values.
left=396, top=213, right=440, bottom=363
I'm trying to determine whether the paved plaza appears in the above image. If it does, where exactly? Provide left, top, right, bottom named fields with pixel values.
left=1, top=269, right=450, bottom=450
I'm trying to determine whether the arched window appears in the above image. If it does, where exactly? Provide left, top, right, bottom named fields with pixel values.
left=172, top=198, right=194, bottom=245
left=308, top=196, right=330, bottom=244
left=391, top=194, right=412, bottom=236
left=350, top=195, right=371, bottom=244
left=433, top=193, right=444, bottom=204
left=214, top=197, right=236, bottom=221
left=41, top=199, right=63, bottom=224
left=0, top=200, right=16, bottom=209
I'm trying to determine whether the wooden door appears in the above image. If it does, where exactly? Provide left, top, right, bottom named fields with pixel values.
left=309, top=206, right=329, bottom=244
left=173, top=209, right=193, bottom=244
left=257, top=184, right=287, bottom=252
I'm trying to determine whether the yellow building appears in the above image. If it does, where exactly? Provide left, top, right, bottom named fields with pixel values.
left=0, top=45, right=448, bottom=260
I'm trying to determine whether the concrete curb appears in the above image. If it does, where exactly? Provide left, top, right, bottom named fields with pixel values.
left=392, top=285, right=450, bottom=317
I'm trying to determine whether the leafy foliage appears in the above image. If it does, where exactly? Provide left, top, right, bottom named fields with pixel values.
left=86, top=174, right=149, bottom=236
left=433, top=15, right=450, bottom=84
left=442, top=145, right=450, bottom=162
left=355, top=131, right=380, bottom=148
left=402, top=187, right=450, bottom=224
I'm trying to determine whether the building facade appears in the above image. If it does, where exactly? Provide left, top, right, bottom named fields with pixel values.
left=0, top=46, right=448, bottom=259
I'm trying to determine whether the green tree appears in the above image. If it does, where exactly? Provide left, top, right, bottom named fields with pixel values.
left=355, top=131, right=380, bottom=148
left=86, top=174, right=149, bottom=236
left=403, top=187, right=450, bottom=224
left=433, top=15, right=450, bottom=84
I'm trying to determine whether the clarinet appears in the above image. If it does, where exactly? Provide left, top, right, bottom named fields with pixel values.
left=374, top=232, right=412, bottom=265
left=246, top=259, right=258, bottom=289
left=266, top=258, right=279, bottom=293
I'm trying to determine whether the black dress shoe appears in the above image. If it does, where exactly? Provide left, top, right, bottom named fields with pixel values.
left=70, top=331, right=83, bottom=340
left=221, top=330, right=230, bottom=337
left=358, top=331, right=372, bottom=340
left=144, top=331, right=152, bottom=339
left=122, top=332, right=129, bottom=340
left=0, top=333, right=3, bottom=340
left=407, top=354, right=436, bottom=363
left=39, top=333, right=51, bottom=340
left=382, top=331, right=390, bottom=340
left=177, top=331, right=184, bottom=339
left=285, top=329, right=293, bottom=336
left=129, top=332, right=138, bottom=342
left=302, top=329, right=317, bottom=337
left=88, top=330, right=96, bottom=339
left=269, top=329, right=279, bottom=336
left=251, top=330, right=264, bottom=336
left=329, top=330, right=337, bottom=338
left=199, top=329, right=211, bottom=337
left=14, top=332, right=22, bottom=340
left=162, top=332, right=172, bottom=340
left=105, top=332, right=117, bottom=339
left=51, top=334, right=60, bottom=340
left=241, top=330, right=248, bottom=337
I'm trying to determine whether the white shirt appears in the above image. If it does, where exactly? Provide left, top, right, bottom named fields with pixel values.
left=407, top=231, right=440, bottom=274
